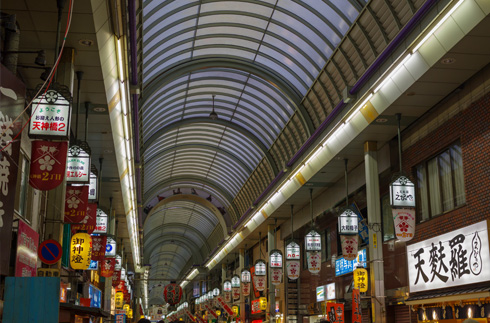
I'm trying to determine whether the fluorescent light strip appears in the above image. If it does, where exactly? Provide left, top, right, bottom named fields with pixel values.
left=116, top=38, right=125, bottom=83
left=412, top=0, right=464, bottom=53
left=120, top=82, right=128, bottom=116
left=346, top=93, right=373, bottom=122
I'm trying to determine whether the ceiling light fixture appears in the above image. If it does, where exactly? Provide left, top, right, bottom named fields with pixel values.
left=209, top=95, right=218, bottom=120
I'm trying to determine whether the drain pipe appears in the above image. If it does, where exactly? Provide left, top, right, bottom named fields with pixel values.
left=128, top=0, right=143, bottom=227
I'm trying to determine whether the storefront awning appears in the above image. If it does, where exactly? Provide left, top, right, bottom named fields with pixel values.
left=405, top=284, right=490, bottom=306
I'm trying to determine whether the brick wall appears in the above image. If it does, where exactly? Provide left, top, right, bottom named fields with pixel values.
left=403, top=92, right=490, bottom=245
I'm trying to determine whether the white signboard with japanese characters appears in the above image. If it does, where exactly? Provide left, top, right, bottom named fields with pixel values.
left=29, top=90, right=71, bottom=139
left=88, top=172, right=97, bottom=201
left=66, top=146, right=90, bottom=183
left=305, top=230, right=321, bottom=251
left=407, top=220, right=490, bottom=293
left=390, top=176, right=416, bottom=208
left=94, top=209, right=108, bottom=234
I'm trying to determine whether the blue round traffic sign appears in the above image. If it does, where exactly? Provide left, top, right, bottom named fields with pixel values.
left=38, top=239, right=62, bottom=265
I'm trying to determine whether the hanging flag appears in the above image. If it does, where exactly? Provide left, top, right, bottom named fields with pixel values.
left=71, top=203, right=97, bottom=234
left=286, top=260, right=300, bottom=280
left=392, top=208, right=416, bottom=241
left=306, top=251, right=321, bottom=275
left=64, top=185, right=89, bottom=224
left=341, top=235, right=359, bottom=261
left=91, top=235, right=107, bottom=261
left=112, top=270, right=121, bottom=286
left=100, top=257, right=115, bottom=277
left=327, top=303, right=344, bottom=323
left=352, top=288, right=362, bottom=323
left=29, top=140, right=67, bottom=191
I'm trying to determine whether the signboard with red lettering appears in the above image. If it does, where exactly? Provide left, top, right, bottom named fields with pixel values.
left=29, top=140, right=67, bottom=191
left=204, top=304, right=218, bottom=319
left=0, top=65, right=24, bottom=276
left=29, top=89, right=71, bottom=139
left=15, top=219, right=39, bottom=277
left=64, top=185, right=89, bottom=224
left=185, top=309, right=196, bottom=322
left=93, top=209, right=108, bottom=234
left=71, top=203, right=97, bottom=234
left=216, top=296, right=234, bottom=316
left=66, top=145, right=90, bottom=183
left=91, top=235, right=107, bottom=261
left=327, top=303, right=344, bottom=323
left=251, top=299, right=261, bottom=314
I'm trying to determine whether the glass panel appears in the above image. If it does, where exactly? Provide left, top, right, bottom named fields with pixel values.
left=416, top=164, right=429, bottom=222
left=381, top=195, right=395, bottom=241
left=450, top=143, right=465, bottom=206
left=438, top=150, right=454, bottom=212
left=428, top=158, right=442, bottom=216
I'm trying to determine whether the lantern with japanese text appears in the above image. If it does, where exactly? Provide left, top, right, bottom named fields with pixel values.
left=231, top=275, right=240, bottom=301
left=70, top=232, right=92, bottom=270
left=353, top=268, right=368, bottom=292
left=254, top=259, right=267, bottom=292
left=259, top=297, right=267, bottom=311
left=286, top=241, right=300, bottom=280
left=305, top=230, right=321, bottom=275
left=270, top=249, right=283, bottom=285
left=164, top=283, right=183, bottom=306
left=115, top=291, right=124, bottom=308
left=223, top=280, right=232, bottom=303
left=241, top=269, right=251, bottom=297
left=390, top=175, right=416, bottom=241
left=339, top=207, right=359, bottom=261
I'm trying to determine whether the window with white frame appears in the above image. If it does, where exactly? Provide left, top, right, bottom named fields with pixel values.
left=415, top=141, right=465, bottom=222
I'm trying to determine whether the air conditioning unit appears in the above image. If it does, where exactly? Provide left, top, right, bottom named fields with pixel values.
left=37, top=268, right=60, bottom=277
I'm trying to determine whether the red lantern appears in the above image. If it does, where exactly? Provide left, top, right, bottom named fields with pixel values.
left=164, top=283, right=183, bottom=306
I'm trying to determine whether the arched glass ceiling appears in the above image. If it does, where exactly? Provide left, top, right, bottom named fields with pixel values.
left=142, top=0, right=366, bottom=95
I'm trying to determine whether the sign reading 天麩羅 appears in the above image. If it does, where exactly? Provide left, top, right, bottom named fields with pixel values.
left=407, top=220, right=490, bottom=293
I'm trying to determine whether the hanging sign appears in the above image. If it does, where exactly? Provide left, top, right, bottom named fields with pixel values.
left=407, top=220, right=490, bottom=293
left=66, top=145, right=90, bottom=183
left=335, top=249, right=367, bottom=276
left=101, top=257, right=116, bottom=277
left=255, top=259, right=266, bottom=275
left=232, top=287, right=240, bottom=301
left=94, top=209, right=108, bottom=234
left=340, top=235, right=359, bottom=261
left=327, top=303, right=344, bottom=323
left=251, top=299, right=261, bottom=314
left=353, top=268, right=368, bottom=292
left=241, top=269, right=251, bottom=283
left=316, top=286, right=325, bottom=302
left=389, top=175, right=415, bottom=208
left=393, top=208, right=416, bottom=241
left=164, top=283, right=183, bottom=305
left=326, top=283, right=336, bottom=300
left=29, top=140, right=67, bottom=191
left=64, top=184, right=89, bottom=224
left=286, top=260, right=300, bottom=280
left=29, top=89, right=71, bottom=139
left=91, top=235, right=107, bottom=261
left=112, top=270, right=121, bottom=286
left=216, top=295, right=234, bottom=315
left=270, top=249, right=283, bottom=268
left=307, top=251, right=321, bottom=275
left=271, top=268, right=282, bottom=285
left=88, top=172, right=98, bottom=201
left=70, top=232, right=92, bottom=270
left=115, top=291, right=124, bottom=308
left=38, top=239, right=62, bottom=265
left=352, top=289, right=362, bottom=323
left=15, top=219, right=39, bottom=277
left=241, top=282, right=250, bottom=296
left=338, top=208, right=359, bottom=235
left=305, top=230, right=321, bottom=251
left=224, top=291, right=232, bottom=303
left=253, top=275, right=266, bottom=291
left=71, top=202, right=97, bottom=234
left=115, top=254, right=122, bottom=270
left=106, top=237, right=117, bottom=257
left=286, top=241, right=300, bottom=260
left=259, top=297, right=267, bottom=311
left=88, top=259, right=98, bottom=270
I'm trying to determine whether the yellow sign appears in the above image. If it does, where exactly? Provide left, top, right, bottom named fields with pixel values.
left=260, top=297, right=267, bottom=311
left=115, top=292, right=124, bottom=308
left=232, top=306, right=239, bottom=316
left=216, top=310, right=221, bottom=316
left=70, top=233, right=92, bottom=270
left=128, top=308, right=133, bottom=318
left=123, top=304, right=130, bottom=315
left=353, top=268, right=368, bottom=292
left=373, top=233, right=378, bottom=249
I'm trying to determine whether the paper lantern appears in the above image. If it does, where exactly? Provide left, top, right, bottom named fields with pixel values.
left=115, top=291, right=124, bottom=308
left=164, top=283, right=183, bottom=306
left=353, top=268, right=368, bottom=292
left=286, top=260, right=300, bottom=280
left=232, top=306, right=239, bottom=317
left=254, top=259, right=266, bottom=276
left=306, top=251, right=321, bottom=275
left=241, top=269, right=251, bottom=283
left=213, top=288, right=220, bottom=297
left=341, top=235, right=359, bottom=261
left=231, top=275, right=240, bottom=287
left=259, top=297, right=267, bottom=311
left=70, top=232, right=92, bottom=270
left=124, top=304, right=130, bottom=315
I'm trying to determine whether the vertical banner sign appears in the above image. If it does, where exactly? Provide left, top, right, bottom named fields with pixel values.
left=204, top=304, right=218, bottom=319
left=15, top=219, right=39, bottom=277
left=216, top=296, right=234, bottom=315
left=327, top=303, right=344, bottom=323
left=71, top=202, right=97, bottom=234
left=29, top=89, right=71, bottom=139
left=185, top=309, right=196, bottom=322
left=91, top=235, right=107, bottom=261
left=112, top=271, right=122, bottom=287
left=64, top=185, right=89, bottom=223
left=392, top=208, right=416, bottom=241
left=0, top=65, right=25, bottom=276
left=66, top=145, right=90, bottom=183
left=29, top=140, right=68, bottom=190
left=352, top=289, right=362, bottom=323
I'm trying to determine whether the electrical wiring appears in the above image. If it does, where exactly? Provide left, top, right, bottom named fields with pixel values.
left=0, top=0, right=74, bottom=153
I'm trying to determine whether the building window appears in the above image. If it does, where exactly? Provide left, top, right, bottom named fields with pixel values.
left=381, top=195, right=395, bottom=241
left=415, top=141, right=465, bottom=222
left=15, top=153, right=33, bottom=223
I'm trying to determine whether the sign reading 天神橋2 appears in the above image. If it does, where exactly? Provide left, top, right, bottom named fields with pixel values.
left=407, top=220, right=490, bottom=293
